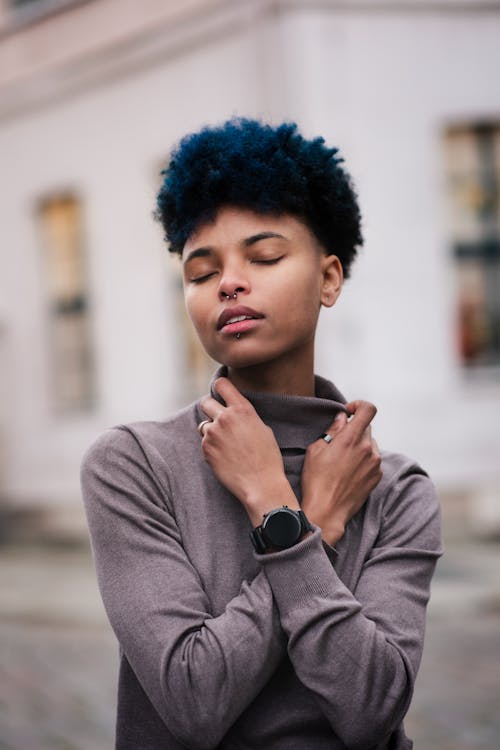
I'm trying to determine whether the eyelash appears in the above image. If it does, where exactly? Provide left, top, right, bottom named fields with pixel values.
left=190, top=256, right=284, bottom=284
left=251, top=256, right=283, bottom=266
left=190, top=273, right=216, bottom=285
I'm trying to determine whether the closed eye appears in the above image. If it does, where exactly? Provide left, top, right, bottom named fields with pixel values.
left=190, top=272, right=217, bottom=284
left=251, top=256, right=284, bottom=265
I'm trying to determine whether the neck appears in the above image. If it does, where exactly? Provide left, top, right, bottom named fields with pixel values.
left=227, top=345, right=315, bottom=397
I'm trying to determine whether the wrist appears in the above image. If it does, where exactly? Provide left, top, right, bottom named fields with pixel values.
left=308, top=516, right=345, bottom=546
left=250, top=506, right=313, bottom=554
left=323, top=522, right=345, bottom=546
left=301, top=494, right=346, bottom=546
left=243, top=477, right=299, bottom=528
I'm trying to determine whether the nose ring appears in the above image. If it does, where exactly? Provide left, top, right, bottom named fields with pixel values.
left=224, top=292, right=238, bottom=300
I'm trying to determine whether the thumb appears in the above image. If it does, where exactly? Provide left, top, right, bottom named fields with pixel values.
left=214, top=377, right=245, bottom=406
left=330, top=410, right=348, bottom=435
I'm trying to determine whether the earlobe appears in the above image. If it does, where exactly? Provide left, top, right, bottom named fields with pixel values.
left=320, top=254, right=343, bottom=307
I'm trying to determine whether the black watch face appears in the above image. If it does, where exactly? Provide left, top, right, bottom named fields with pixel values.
left=264, top=509, right=302, bottom=548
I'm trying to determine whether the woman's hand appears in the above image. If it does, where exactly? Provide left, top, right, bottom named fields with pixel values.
left=301, top=401, right=382, bottom=546
left=200, top=378, right=299, bottom=526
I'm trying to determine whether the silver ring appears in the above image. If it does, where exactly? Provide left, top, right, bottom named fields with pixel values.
left=320, top=433, right=333, bottom=444
left=197, top=419, right=212, bottom=437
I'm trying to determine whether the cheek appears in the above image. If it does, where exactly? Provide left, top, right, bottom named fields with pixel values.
left=184, top=294, right=209, bottom=346
left=184, top=288, right=204, bottom=324
left=277, top=271, right=321, bottom=331
left=184, top=290, right=222, bottom=360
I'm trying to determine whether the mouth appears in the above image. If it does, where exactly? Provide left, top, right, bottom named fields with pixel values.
left=216, top=305, right=264, bottom=333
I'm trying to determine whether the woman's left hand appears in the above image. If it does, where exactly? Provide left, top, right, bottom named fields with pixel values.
left=199, top=378, right=299, bottom=525
left=301, top=400, right=382, bottom=546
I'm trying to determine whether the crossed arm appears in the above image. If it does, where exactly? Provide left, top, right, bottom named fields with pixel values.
left=81, top=380, right=441, bottom=749
left=199, top=377, right=382, bottom=541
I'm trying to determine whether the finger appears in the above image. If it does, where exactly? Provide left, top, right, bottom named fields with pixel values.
left=213, top=377, right=248, bottom=406
left=344, top=400, right=377, bottom=439
left=197, top=419, right=212, bottom=438
left=323, top=410, right=348, bottom=438
left=200, top=395, right=226, bottom=420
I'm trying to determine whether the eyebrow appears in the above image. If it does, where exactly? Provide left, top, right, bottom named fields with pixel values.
left=183, top=231, right=288, bottom=265
left=183, top=247, right=212, bottom=265
left=243, top=231, right=288, bottom=246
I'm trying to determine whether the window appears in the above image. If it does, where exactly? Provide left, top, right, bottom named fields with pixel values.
left=444, top=123, right=500, bottom=369
left=38, top=193, right=95, bottom=413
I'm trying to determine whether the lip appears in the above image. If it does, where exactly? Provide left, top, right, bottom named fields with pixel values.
left=216, top=305, right=264, bottom=331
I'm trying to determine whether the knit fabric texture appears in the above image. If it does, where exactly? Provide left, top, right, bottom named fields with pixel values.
left=81, top=370, right=442, bottom=749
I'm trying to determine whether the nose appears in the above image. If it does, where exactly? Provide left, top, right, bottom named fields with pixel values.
left=218, top=262, right=250, bottom=301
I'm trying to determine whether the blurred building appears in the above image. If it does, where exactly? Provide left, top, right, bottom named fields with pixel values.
left=0, top=0, right=499, bottom=538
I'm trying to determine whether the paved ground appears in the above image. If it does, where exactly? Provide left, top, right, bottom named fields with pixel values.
left=0, top=544, right=117, bottom=750
left=404, top=541, right=500, bottom=749
left=0, top=531, right=499, bottom=749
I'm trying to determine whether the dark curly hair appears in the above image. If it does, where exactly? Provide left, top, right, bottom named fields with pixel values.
left=155, top=118, right=362, bottom=277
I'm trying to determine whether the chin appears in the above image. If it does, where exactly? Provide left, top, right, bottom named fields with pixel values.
left=205, top=332, right=301, bottom=370
left=213, top=347, right=281, bottom=370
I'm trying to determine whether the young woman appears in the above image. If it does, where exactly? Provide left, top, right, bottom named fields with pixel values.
left=81, top=119, right=442, bottom=750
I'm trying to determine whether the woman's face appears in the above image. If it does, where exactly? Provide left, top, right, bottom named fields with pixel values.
left=182, top=206, right=342, bottom=370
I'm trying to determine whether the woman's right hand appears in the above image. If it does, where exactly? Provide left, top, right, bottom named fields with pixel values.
left=301, top=401, right=382, bottom=546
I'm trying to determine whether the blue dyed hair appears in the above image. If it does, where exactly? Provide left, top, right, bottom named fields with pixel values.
left=155, top=118, right=362, bottom=277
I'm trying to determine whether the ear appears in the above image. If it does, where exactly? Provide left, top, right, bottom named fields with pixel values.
left=320, top=254, right=343, bottom=307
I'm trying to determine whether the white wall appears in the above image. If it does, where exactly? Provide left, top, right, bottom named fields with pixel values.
left=0, top=12, right=264, bottom=508
left=1, top=1, right=499, bottom=522
left=277, top=7, right=500, bottom=487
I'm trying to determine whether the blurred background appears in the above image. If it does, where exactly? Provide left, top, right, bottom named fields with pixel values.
left=0, top=0, right=499, bottom=748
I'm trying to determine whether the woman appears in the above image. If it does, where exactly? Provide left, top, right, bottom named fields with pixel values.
left=81, top=118, right=442, bottom=749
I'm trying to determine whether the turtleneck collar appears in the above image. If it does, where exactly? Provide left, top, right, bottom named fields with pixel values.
left=209, top=365, right=349, bottom=451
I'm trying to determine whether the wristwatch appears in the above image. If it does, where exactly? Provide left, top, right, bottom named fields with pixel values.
left=250, top=506, right=313, bottom=553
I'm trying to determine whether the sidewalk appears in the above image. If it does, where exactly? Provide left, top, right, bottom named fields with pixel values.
left=406, top=539, right=500, bottom=749
left=0, top=543, right=117, bottom=750
left=1, top=534, right=499, bottom=749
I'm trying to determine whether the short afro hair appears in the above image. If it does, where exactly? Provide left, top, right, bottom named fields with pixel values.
left=155, top=118, right=362, bottom=277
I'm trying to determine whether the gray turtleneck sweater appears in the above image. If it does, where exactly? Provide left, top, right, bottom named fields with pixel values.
left=81, top=371, right=442, bottom=750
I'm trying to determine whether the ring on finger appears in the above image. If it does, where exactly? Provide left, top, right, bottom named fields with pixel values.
left=319, top=433, right=333, bottom=444
left=197, top=419, right=213, bottom=437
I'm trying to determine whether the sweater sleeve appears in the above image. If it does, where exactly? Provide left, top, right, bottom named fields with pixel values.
left=257, top=462, right=442, bottom=749
left=80, top=427, right=286, bottom=750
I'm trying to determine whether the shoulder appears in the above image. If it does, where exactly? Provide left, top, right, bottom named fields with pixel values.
left=80, top=401, right=205, bottom=517
left=370, top=450, right=442, bottom=551
left=377, top=449, right=432, bottom=492
left=80, top=401, right=201, bottom=477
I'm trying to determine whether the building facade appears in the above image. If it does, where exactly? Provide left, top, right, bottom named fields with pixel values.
left=1, top=0, right=499, bottom=535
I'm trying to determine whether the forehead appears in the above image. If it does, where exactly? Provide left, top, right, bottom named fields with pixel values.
left=182, top=207, right=315, bottom=257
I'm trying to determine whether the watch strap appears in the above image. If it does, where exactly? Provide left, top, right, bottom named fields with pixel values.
left=250, top=508, right=312, bottom=553
left=250, top=525, right=267, bottom=554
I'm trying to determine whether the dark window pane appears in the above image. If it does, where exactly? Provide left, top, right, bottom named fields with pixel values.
left=445, top=124, right=500, bottom=368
